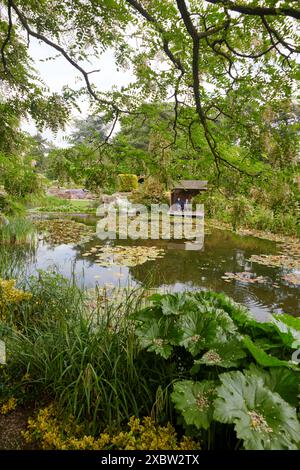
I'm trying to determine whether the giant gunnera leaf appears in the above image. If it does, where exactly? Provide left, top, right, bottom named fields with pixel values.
left=177, top=310, right=219, bottom=356
left=243, top=336, right=298, bottom=369
left=214, top=370, right=300, bottom=450
left=194, top=339, right=247, bottom=369
left=272, top=315, right=300, bottom=348
left=150, top=292, right=194, bottom=316
left=248, top=364, right=300, bottom=407
left=172, top=380, right=217, bottom=430
left=193, top=291, right=254, bottom=327
left=177, top=305, right=238, bottom=356
left=135, top=319, right=176, bottom=359
left=273, top=313, right=300, bottom=332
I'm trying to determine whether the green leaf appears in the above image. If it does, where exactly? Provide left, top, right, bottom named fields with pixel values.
left=177, top=310, right=219, bottom=356
left=172, top=380, right=217, bottom=430
left=272, top=315, right=300, bottom=347
left=274, top=314, right=300, bottom=332
left=131, top=306, right=162, bottom=323
left=135, top=319, right=175, bottom=359
left=196, top=339, right=247, bottom=368
left=243, top=336, right=297, bottom=369
left=248, top=364, right=300, bottom=407
left=214, top=370, right=300, bottom=450
left=148, top=293, right=163, bottom=303
left=159, top=293, right=194, bottom=316
left=193, top=291, right=254, bottom=327
left=177, top=298, right=239, bottom=355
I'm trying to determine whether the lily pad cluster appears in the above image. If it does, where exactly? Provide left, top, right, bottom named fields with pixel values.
left=248, top=242, right=300, bottom=288
left=282, top=273, right=300, bottom=287
left=82, top=245, right=165, bottom=267
left=132, top=291, right=300, bottom=450
left=248, top=253, right=300, bottom=270
left=221, top=271, right=268, bottom=284
left=281, top=242, right=300, bottom=261
left=34, top=219, right=94, bottom=245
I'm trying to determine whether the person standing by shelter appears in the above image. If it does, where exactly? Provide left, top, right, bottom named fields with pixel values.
left=175, top=197, right=183, bottom=211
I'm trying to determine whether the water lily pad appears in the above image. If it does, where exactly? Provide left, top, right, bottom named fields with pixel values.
left=34, top=219, right=93, bottom=245
left=248, top=254, right=300, bottom=270
left=222, top=271, right=269, bottom=284
left=84, top=245, right=165, bottom=267
left=282, top=273, right=300, bottom=286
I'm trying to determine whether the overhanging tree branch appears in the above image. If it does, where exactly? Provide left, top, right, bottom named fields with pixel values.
left=205, top=0, right=300, bottom=20
left=176, top=0, right=251, bottom=175
left=0, top=0, right=13, bottom=77
left=9, top=0, right=134, bottom=117
left=126, top=0, right=186, bottom=74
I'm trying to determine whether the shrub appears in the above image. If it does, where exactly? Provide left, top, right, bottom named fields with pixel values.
left=23, top=407, right=199, bottom=450
left=0, top=278, right=32, bottom=320
left=273, top=212, right=299, bottom=236
left=244, top=206, right=274, bottom=232
left=230, top=195, right=251, bottom=231
left=0, top=397, right=17, bottom=415
left=3, top=167, right=43, bottom=198
left=84, top=168, right=105, bottom=193
left=0, top=194, right=25, bottom=216
left=117, top=174, right=139, bottom=192
left=130, top=177, right=169, bottom=206
left=201, top=193, right=229, bottom=220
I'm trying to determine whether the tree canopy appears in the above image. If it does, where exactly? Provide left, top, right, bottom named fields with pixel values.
left=0, top=1, right=299, bottom=172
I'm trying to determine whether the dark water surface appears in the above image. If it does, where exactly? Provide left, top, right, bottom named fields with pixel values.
left=5, top=213, right=300, bottom=319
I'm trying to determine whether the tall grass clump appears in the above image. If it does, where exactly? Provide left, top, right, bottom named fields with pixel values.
left=0, top=217, right=36, bottom=245
left=3, top=272, right=176, bottom=435
left=0, top=245, right=33, bottom=281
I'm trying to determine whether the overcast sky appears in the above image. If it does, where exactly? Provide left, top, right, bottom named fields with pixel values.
left=22, top=38, right=134, bottom=147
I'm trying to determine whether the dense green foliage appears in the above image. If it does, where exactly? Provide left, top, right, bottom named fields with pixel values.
left=1, top=275, right=300, bottom=449
left=117, top=174, right=139, bottom=192
left=0, top=217, right=35, bottom=244
left=132, top=291, right=300, bottom=449
left=0, top=2, right=298, bottom=236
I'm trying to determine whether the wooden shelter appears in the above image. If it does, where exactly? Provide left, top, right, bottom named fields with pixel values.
left=170, top=180, right=207, bottom=206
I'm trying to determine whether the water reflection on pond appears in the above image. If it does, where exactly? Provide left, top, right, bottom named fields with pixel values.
left=3, top=213, right=300, bottom=319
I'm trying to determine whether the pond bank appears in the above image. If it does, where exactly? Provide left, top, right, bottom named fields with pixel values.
left=207, top=219, right=300, bottom=244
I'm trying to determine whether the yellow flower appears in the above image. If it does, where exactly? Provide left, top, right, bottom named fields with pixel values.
left=24, top=406, right=200, bottom=450
left=0, top=278, right=32, bottom=319
left=0, top=397, right=17, bottom=415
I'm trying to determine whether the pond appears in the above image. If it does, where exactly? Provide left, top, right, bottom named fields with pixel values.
left=3, top=213, right=300, bottom=319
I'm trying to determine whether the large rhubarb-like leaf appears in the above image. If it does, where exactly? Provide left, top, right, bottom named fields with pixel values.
left=193, top=291, right=254, bottom=326
left=172, top=380, right=217, bottom=430
left=272, top=315, right=300, bottom=348
left=196, top=339, right=247, bottom=368
left=135, top=319, right=175, bottom=359
left=214, top=370, right=300, bottom=450
left=248, top=364, right=300, bottom=407
left=177, top=306, right=237, bottom=356
left=177, top=310, right=219, bottom=356
left=273, top=313, right=300, bottom=332
left=243, top=336, right=297, bottom=369
left=152, top=292, right=194, bottom=316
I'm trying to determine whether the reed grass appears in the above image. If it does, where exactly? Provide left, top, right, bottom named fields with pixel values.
left=0, top=217, right=36, bottom=245
left=3, top=271, right=176, bottom=435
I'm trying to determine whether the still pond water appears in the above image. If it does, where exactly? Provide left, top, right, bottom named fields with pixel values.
left=7, top=214, right=300, bottom=319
